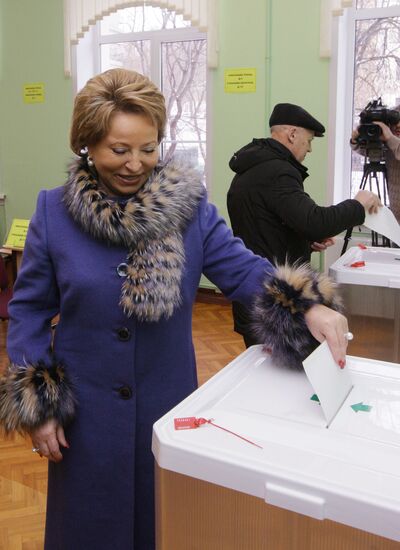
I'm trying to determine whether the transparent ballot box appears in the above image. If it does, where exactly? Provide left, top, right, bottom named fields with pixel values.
left=329, top=245, right=400, bottom=363
left=152, top=346, right=400, bottom=550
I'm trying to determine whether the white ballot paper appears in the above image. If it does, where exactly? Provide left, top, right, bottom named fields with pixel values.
left=364, top=206, right=400, bottom=247
left=302, top=341, right=353, bottom=426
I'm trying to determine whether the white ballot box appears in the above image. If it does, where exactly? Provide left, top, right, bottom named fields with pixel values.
left=329, top=245, right=400, bottom=362
left=152, top=346, right=400, bottom=550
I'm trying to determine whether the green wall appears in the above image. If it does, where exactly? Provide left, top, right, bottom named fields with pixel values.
left=268, top=0, right=330, bottom=208
left=211, top=0, right=269, bottom=221
left=210, top=0, right=329, bottom=275
left=211, top=0, right=330, bottom=219
left=0, top=0, right=330, bottom=264
left=0, top=0, right=72, bottom=239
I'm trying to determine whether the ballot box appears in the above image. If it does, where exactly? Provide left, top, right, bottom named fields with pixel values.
left=329, top=245, right=400, bottom=363
left=152, top=346, right=400, bottom=550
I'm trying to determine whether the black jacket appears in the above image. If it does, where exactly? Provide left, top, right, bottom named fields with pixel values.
left=227, top=138, right=365, bottom=265
left=227, top=138, right=365, bottom=335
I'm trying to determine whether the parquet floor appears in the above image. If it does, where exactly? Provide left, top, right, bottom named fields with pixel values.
left=0, top=301, right=395, bottom=549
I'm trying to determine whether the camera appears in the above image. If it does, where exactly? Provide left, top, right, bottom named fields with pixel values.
left=357, top=98, right=400, bottom=149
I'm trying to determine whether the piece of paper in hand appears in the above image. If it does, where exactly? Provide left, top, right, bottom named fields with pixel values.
left=302, top=341, right=353, bottom=426
left=364, top=206, right=400, bottom=247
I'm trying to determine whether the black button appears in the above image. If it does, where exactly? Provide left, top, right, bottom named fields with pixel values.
left=117, top=263, right=128, bottom=277
left=117, top=327, right=131, bottom=341
left=118, top=386, right=133, bottom=399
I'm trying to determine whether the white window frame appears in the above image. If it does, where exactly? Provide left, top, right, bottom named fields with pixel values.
left=329, top=4, right=400, bottom=205
left=72, top=13, right=212, bottom=190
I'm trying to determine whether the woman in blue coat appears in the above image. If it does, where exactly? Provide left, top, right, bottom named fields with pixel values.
left=0, top=69, right=349, bottom=550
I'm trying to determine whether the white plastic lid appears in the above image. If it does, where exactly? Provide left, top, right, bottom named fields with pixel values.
left=152, top=346, right=400, bottom=541
left=329, top=245, right=400, bottom=287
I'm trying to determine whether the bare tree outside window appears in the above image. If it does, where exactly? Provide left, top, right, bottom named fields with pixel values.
left=351, top=6, right=400, bottom=196
left=161, top=40, right=206, bottom=167
left=100, top=5, right=190, bottom=34
left=101, top=41, right=151, bottom=74
left=99, top=6, right=206, bottom=180
left=356, top=0, right=400, bottom=8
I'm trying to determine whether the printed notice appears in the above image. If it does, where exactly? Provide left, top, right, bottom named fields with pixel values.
left=23, top=83, right=45, bottom=104
left=4, top=219, right=30, bottom=249
left=224, top=68, right=256, bottom=93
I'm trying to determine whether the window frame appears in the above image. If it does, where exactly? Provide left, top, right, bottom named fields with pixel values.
left=72, top=12, right=212, bottom=189
left=329, top=4, right=400, bottom=205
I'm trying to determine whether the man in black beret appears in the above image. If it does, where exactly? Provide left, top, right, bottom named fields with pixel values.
left=227, top=102, right=381, bottom=348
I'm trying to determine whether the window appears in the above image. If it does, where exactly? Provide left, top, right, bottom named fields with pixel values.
left=332, top=2, right=400, bottom=203
left=75, top=6, right=208, bottom=181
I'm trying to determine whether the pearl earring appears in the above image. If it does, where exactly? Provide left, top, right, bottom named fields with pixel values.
left=79, top=145, right=94, bottom=167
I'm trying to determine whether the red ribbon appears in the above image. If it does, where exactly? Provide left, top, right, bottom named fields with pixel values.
left=194, top=417, right=263, bottom=449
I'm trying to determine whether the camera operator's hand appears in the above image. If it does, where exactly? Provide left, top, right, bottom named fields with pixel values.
left=372, top=120, right=392, bottom=141
left=350, top=128, right=359, bottom=144
left=354, top=190, right=382, bottom=214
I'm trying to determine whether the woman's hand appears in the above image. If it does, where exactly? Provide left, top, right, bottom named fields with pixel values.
left=304, top=304, right=349, bottom=368
left=30, top=419, right=69, bottom=462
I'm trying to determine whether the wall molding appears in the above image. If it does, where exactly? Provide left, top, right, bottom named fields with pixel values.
left=320, top=0, right=353, bottom=58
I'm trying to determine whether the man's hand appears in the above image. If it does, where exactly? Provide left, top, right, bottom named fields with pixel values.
left=354, top=189, right=382, bottom=214
left=311, top=237, right=335, bottom=252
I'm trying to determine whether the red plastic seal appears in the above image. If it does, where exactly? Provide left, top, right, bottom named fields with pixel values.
left=350, top=261, right=366, bottom=268
left=174, top=417, right=199, bottom=430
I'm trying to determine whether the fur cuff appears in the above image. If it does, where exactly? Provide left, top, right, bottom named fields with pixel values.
left=251, top=264, right=343, bottom=369
left=0, top=361, right=77, bottom=434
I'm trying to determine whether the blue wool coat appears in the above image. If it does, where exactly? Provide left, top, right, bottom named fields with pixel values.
left=7, top=186, right=273, bottom=550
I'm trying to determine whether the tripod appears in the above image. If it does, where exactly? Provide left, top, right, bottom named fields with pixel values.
left=341, top=152, right=391, bottom=255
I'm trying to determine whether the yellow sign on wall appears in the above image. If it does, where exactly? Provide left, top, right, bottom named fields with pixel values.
left=23, top=82, right=45, bottom=104
left=224, top=68, right=256, bottom=93
left=4, top=219, right=30, bottom=249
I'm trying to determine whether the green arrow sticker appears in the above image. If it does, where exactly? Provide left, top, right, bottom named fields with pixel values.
left=351, top=402, right=372, bottom=413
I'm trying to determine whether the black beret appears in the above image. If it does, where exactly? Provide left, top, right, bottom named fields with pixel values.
left=269, top=103, right=325, bottom=137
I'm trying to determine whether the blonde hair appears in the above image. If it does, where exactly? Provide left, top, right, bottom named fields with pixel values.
left=70, top=68, right=166, bottom=155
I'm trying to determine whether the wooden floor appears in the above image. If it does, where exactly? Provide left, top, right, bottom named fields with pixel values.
left=0, top=301, right=396, bottom=549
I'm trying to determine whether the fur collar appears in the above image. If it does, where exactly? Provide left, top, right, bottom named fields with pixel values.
left=63, top=156, right=205, bottom=321
left=64, top=156, right=205, bottom=246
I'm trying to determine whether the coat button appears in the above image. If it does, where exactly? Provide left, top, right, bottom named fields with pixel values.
left=117, top=327, right=131, bottom=341
left=118, top=386, right=133, bottom=399
left=117, top=263, right=129, bottom=277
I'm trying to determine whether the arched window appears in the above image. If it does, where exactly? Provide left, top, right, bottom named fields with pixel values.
left=74, top=5, right=208, bottom=182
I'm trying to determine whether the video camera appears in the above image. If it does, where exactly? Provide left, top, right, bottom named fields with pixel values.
left=357, top=98, right=400, bottom=154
